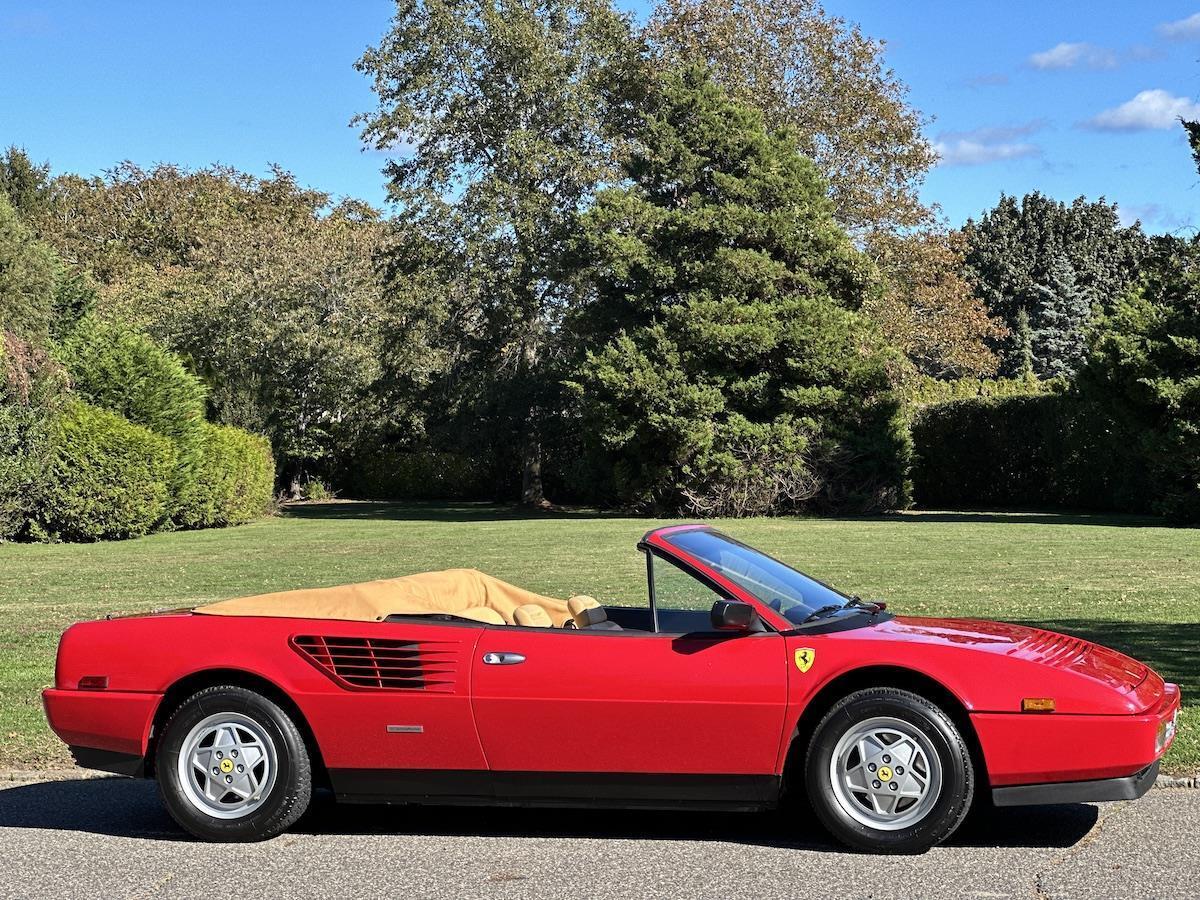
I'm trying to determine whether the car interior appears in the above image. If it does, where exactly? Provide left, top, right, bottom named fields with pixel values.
left=192, top=566, right=758, bottom=634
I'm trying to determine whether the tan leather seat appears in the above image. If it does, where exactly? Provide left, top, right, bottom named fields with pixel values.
left=568, top=595, right=607, bottom=628
left=513, top=604, right=553, bottom=628
left=457, top=606, right=506, bottom=625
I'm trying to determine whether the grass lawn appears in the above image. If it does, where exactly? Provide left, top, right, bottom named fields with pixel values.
left=1, top=502, right=1196, bottom=774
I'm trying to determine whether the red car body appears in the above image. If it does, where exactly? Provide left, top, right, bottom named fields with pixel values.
left=44, top=524, right=1178, bottom=817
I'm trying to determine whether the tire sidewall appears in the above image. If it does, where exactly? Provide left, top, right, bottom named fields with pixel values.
left=805, top=688, right=973, bottom=853
left=156, top=686, right=309, bottom=841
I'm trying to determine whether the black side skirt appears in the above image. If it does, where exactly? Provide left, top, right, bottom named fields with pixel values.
left=69, top=746, right=146, bottom=778
left=330, top=769, right=781, bottom=812
left=991, top=761, right=1159, bottom=807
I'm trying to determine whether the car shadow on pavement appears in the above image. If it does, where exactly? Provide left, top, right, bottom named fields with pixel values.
left=0, top=776, right=1099, bottom=852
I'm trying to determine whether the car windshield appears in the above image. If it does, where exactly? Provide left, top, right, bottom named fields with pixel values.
left=662, top=528, right=852, bottom=626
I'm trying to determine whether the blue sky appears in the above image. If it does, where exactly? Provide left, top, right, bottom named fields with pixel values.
left=3, top=1, right=1200, bottom=232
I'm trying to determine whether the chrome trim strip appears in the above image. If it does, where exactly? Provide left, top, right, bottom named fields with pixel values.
left=386, top=725, right=424, bottom=734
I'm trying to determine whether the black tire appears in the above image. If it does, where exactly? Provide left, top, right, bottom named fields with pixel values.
left=804, top=687, right=973, bottom=853
left=155, top=685, right=312, bottom=842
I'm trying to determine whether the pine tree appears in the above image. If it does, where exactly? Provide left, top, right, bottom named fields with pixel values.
left=963, top=192, right=1146, bottom=378
left=1013, top=308, right=1034, bottom=383
left=1028, top=253, right=1091, bottom=378
left=568, top=66, right=908, bottom=515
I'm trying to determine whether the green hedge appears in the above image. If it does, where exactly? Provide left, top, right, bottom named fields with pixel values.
left=904, top=374, right=1063, bottom=409
left=342, top=450, right=493, bottom=500
left=39, top=399, right=177, bottom=541
left=59, top=319, right=206, bottom=446
left=911, top=394, right=1151, bottom=512
left=174, top=423, right=276, bottom=529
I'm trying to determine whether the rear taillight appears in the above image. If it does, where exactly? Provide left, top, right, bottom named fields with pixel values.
left=1157, top=709, right=1179, bottom=753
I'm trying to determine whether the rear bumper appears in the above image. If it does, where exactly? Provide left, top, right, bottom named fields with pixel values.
left=992, top=760, right=1159, bottom=807
left=42, top=688, right=161, bottom=763
left=67, top=746, right=146, bottom=777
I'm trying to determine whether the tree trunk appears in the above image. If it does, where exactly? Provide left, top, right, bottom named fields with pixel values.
left=520, top=429, right=544, bottom=506
left=517, top=317, right=546, bottom=507
left=285, top=460, right=305, bottom=502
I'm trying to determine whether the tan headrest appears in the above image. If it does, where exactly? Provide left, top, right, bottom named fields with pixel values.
left=568, top=595, right=607, bottom=628
left=457, top=606, right=506, bottom=625
left=568, top=595, right=600, bottom=616
left=514, top=604, right=553, bottom=628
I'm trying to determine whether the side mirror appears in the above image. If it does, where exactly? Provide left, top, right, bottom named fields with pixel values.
left=710, top=599, right=757, bottom=631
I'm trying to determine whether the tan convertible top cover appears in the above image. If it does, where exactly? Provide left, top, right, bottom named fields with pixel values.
left=193, top=568, right=570, bottom=626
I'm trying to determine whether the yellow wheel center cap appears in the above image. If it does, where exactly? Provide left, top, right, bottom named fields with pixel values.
left=220, top=758, right=234, bottom=774
left=878, top=766, right=893, bottom=782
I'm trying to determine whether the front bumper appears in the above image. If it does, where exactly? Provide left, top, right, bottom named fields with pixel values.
left=992, top=760, right=1159, bottom=807
left=972, top=682, right=1181, bottom=786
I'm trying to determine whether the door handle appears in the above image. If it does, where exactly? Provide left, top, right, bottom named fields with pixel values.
left=482, top=652, right=526, bottom=666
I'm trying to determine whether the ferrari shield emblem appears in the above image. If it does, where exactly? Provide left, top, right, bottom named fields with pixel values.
left=794, top=648, right=816, bottom=673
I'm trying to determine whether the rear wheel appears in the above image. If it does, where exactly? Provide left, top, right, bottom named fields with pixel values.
left=805, top=687, right=973, bottom=853
left=155, top=685, right=311, bottom=841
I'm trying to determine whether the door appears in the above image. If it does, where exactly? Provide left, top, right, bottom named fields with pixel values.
left=470, top=556, right=788, bottom=786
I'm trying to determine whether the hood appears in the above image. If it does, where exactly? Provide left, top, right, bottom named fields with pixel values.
left=864, top=616, right=1160, bottom=713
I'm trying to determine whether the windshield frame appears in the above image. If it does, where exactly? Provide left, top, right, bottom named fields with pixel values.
left=651, top=526, right=857, bottom=627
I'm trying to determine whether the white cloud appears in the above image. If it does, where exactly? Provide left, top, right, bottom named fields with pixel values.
left=935, top=140, right=1040, bottom=166
left=1029, top=42, right=1118, bottom=70
left=934, top=122, right=1045, bottom=166
left=1157, top=13, right=1200, bottom=41
left=1084, top=89, right=1200, bottom=131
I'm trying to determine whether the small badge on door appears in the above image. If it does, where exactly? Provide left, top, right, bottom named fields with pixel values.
left=794, top=648, right=816, bottom=673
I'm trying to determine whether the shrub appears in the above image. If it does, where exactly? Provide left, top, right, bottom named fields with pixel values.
left=58, top=319, right=206, bottom=446
left=39, top=399, right=177, bottom=541
left=58, top=319, right=209, bottom=517
left=301, top=478, right=336, bottom=502
left=910, top=394, right=1150, bottom=512
left=341, top=450, right=493, bottom=501
left=173, top=423, right=275, bottom=529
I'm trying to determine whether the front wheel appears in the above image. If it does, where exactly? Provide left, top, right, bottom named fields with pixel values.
left=155, top=685, right=312, bottom=841
left=805, top=687, right=974, bottom=853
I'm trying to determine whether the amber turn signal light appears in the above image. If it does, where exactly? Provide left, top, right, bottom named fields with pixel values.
left=1021, top=697, right=1055, bottom=713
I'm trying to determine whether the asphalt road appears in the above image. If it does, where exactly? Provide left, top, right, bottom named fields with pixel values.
left=0, top=775, right=1196, bottom=899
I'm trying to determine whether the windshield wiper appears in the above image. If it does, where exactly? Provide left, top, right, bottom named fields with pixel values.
left=801, top=603, right=846, bottom=624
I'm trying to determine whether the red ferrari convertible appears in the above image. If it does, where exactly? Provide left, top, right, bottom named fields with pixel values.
left=44, top=524, right=1179, bottom=852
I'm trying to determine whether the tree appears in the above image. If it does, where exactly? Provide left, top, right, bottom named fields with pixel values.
left=1079, top=237, right=1200, bottom=522
left=355, top=0, right=637, bottom=504
left=1027, top=252, right=1090, bottom=378
left=0, top=192, right=83, bottom=539
left=38, top=164, right=390, bottom=495
left=864, top=229, right=1005, bottom=378
left=1013, top=308, right=1034, bottom=382
left=0, top=193, right=59, bottom=345
left=962, top=192, right=1147, bottom=378
left=0, top=146, right=51, bottom=221
left=568, top=66, right=909, bottom=515
left=645, top=0, right=935, bottom=237
left=646, top=1, right=1009, bottom=380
